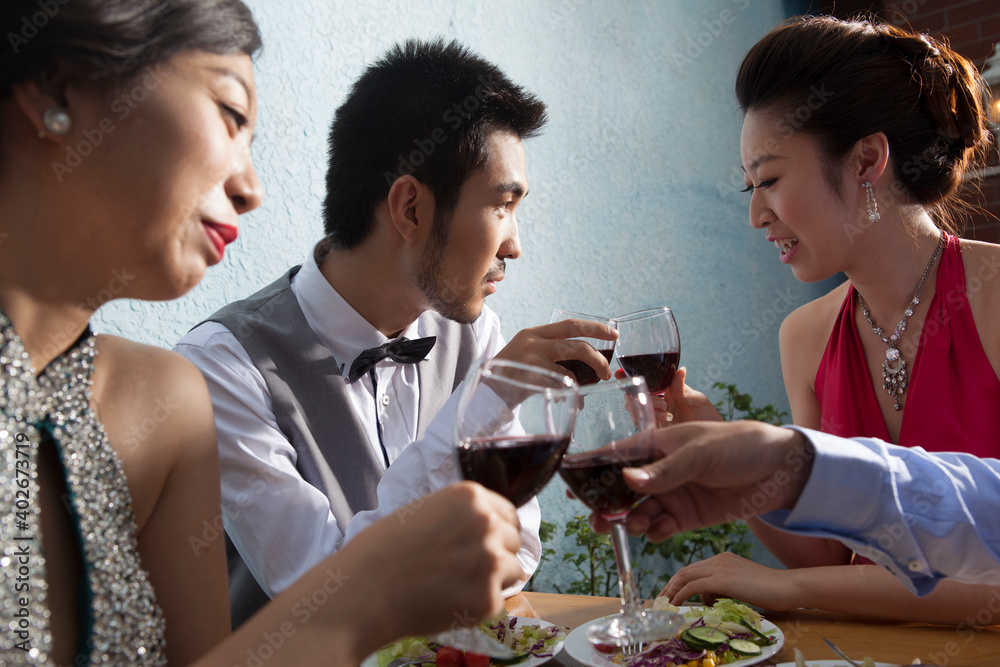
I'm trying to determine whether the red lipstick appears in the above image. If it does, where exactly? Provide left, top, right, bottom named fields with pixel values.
left=202, top=220, right=238, bottom=261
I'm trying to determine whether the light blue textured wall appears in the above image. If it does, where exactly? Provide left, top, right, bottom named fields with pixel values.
left=94, top=1, right=834, bottom=591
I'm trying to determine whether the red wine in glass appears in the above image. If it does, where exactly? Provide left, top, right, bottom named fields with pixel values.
left=450, top=358, right=578, bottom=656
left=557, top=348, right=615, bottom=387
left=614, top=307, right=680, bottom=395
left=560, top=377, right=682, bottom=646
left=559, top=450, right=656, bottom=517
left=458, top=434, right=571, bottom=508
left=616, top=351, right=679, bottom=393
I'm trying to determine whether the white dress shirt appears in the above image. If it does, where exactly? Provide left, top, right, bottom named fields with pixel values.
left=176, top=251, right=541, bottom=597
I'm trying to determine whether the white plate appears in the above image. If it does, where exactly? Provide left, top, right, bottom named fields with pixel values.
left=772, top=662, right=895, bottom=667
left=564, top=606, right=784, bottom=667
left=362, top=617, right=566, bottom=667
left=768, top=664, right=899, bottom=667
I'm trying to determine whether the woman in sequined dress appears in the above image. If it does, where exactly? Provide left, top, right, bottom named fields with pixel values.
left=648, top=16, right=1000, bottom=625
left=0, top=2, right=524, bottom=665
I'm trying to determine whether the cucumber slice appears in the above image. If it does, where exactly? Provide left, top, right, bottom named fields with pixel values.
left=737, top=619, right=775, bottom=646
left=679, top=629, right=710, bottom=650
left=728, top=639, right=762, bottom=656
left=684, top=626, right=728, bottom=648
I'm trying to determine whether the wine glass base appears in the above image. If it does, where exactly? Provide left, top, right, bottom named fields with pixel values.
left=584, top=609, right=683, bottom=647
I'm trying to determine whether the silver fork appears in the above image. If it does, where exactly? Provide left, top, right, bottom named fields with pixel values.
left=620, top=637, right=642, bottom=660
left=823, top=638, right=861, bottom=666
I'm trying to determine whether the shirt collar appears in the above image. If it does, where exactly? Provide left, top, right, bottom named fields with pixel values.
left=291, top=242, right=421, bottom=376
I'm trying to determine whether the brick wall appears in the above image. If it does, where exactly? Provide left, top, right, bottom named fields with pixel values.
left=881, top=0, right=1000, bottom=243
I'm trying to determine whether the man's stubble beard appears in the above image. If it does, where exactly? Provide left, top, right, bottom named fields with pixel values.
left=415, top=209, right=483, bottom=325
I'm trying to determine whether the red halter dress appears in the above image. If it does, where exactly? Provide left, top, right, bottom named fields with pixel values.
left=814, top=233, right=1000, bottom=565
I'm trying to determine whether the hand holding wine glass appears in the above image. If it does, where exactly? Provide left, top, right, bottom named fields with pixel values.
left=550, top=309, right=617, bottom=386
left=455, top=358, right=578, bottom=508
left=614, top=307, right=680, bottom=395
left=616, top=366, right=723, bottom=427
left=559, top=376, right=683, bottom=647
left=442, top=358, right=579, bottom=655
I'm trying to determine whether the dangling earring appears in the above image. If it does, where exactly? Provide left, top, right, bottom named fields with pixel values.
left=863, top=181, right=879, bottom=224
left=38, top=107, right=72, bottom=138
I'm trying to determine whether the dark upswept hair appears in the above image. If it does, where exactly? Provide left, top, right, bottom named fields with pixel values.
left=323, top=38, right=548, bottom=249
left=1, top=0, right=261, bottom=96
left=735, top=15, right=993, bottom=231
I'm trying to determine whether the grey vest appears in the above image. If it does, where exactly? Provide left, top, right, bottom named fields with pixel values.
left=204, top=266, right=477, bottom=627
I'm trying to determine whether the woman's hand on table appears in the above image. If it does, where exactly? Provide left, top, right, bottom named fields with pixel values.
left=659, top=552, right=798, bottom=611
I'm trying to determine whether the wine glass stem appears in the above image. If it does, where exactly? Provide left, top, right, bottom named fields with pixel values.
left=609, top=518, right=641, bottom=616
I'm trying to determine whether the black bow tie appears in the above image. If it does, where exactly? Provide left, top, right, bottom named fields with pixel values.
left=347, top=336, right=437, bottom=383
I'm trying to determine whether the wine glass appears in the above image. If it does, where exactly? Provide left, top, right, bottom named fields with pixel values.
left=614, top=307, right=681, bottom=394
left=559, top=376, right=683, bottom=647
left=455, top=357, right=579, bottom=507
left=442, top=358, right=579, bottom=655
left=550, top=309, right=616, bottom=386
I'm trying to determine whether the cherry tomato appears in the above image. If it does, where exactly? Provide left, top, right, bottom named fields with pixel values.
left=464, top=652, right=490, bottom=667
left=435, top=647, right=464, bottom=667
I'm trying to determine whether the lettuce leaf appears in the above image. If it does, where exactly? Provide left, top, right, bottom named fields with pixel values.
left=376, top=637, right=435, bottom=667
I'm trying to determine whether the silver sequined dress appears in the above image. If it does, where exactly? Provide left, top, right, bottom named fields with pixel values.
left=0, top=312, right=166, bottom=665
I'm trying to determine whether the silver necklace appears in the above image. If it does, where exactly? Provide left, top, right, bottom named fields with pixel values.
left=856, top=231, right=945, bottom=411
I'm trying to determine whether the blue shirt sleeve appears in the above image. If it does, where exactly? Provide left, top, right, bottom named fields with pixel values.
left=759, top=427, right=1000, bottom=596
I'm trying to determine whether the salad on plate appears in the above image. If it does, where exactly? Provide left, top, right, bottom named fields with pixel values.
left=373, top=610, right=567, bottom=667
left=576, top=598, right=782, bottom=667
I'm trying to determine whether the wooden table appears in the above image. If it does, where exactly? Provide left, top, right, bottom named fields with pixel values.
left=506, top=592, right=1000, bottom=666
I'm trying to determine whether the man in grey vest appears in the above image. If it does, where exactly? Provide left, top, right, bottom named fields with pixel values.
left=176, top=39, right=616, bottom=628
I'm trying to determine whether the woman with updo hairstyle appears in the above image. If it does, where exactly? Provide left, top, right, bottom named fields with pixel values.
left=0, top=1, right=525, bottom=665
left=658, top=15, right=1000, bottom=624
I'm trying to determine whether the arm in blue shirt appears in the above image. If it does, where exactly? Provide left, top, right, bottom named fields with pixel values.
left=761, top=427, right=1000, bottom=595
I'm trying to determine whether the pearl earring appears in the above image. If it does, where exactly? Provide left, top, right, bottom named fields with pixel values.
left=39, top=107, right=72, bottom=138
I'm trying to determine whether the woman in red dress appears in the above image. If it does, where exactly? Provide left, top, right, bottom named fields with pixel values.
left=658, top=15, right=1000, bottom=625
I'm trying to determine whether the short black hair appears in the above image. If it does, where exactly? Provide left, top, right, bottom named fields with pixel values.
left=1, top=0, right=261, bottom=96
left=323, top=38, right=547, bottom=249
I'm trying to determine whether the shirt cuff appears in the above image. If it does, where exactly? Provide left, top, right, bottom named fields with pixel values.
left=759, top=427, right=937, bottom=596
left=774, top=427, right=884, bottom=530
